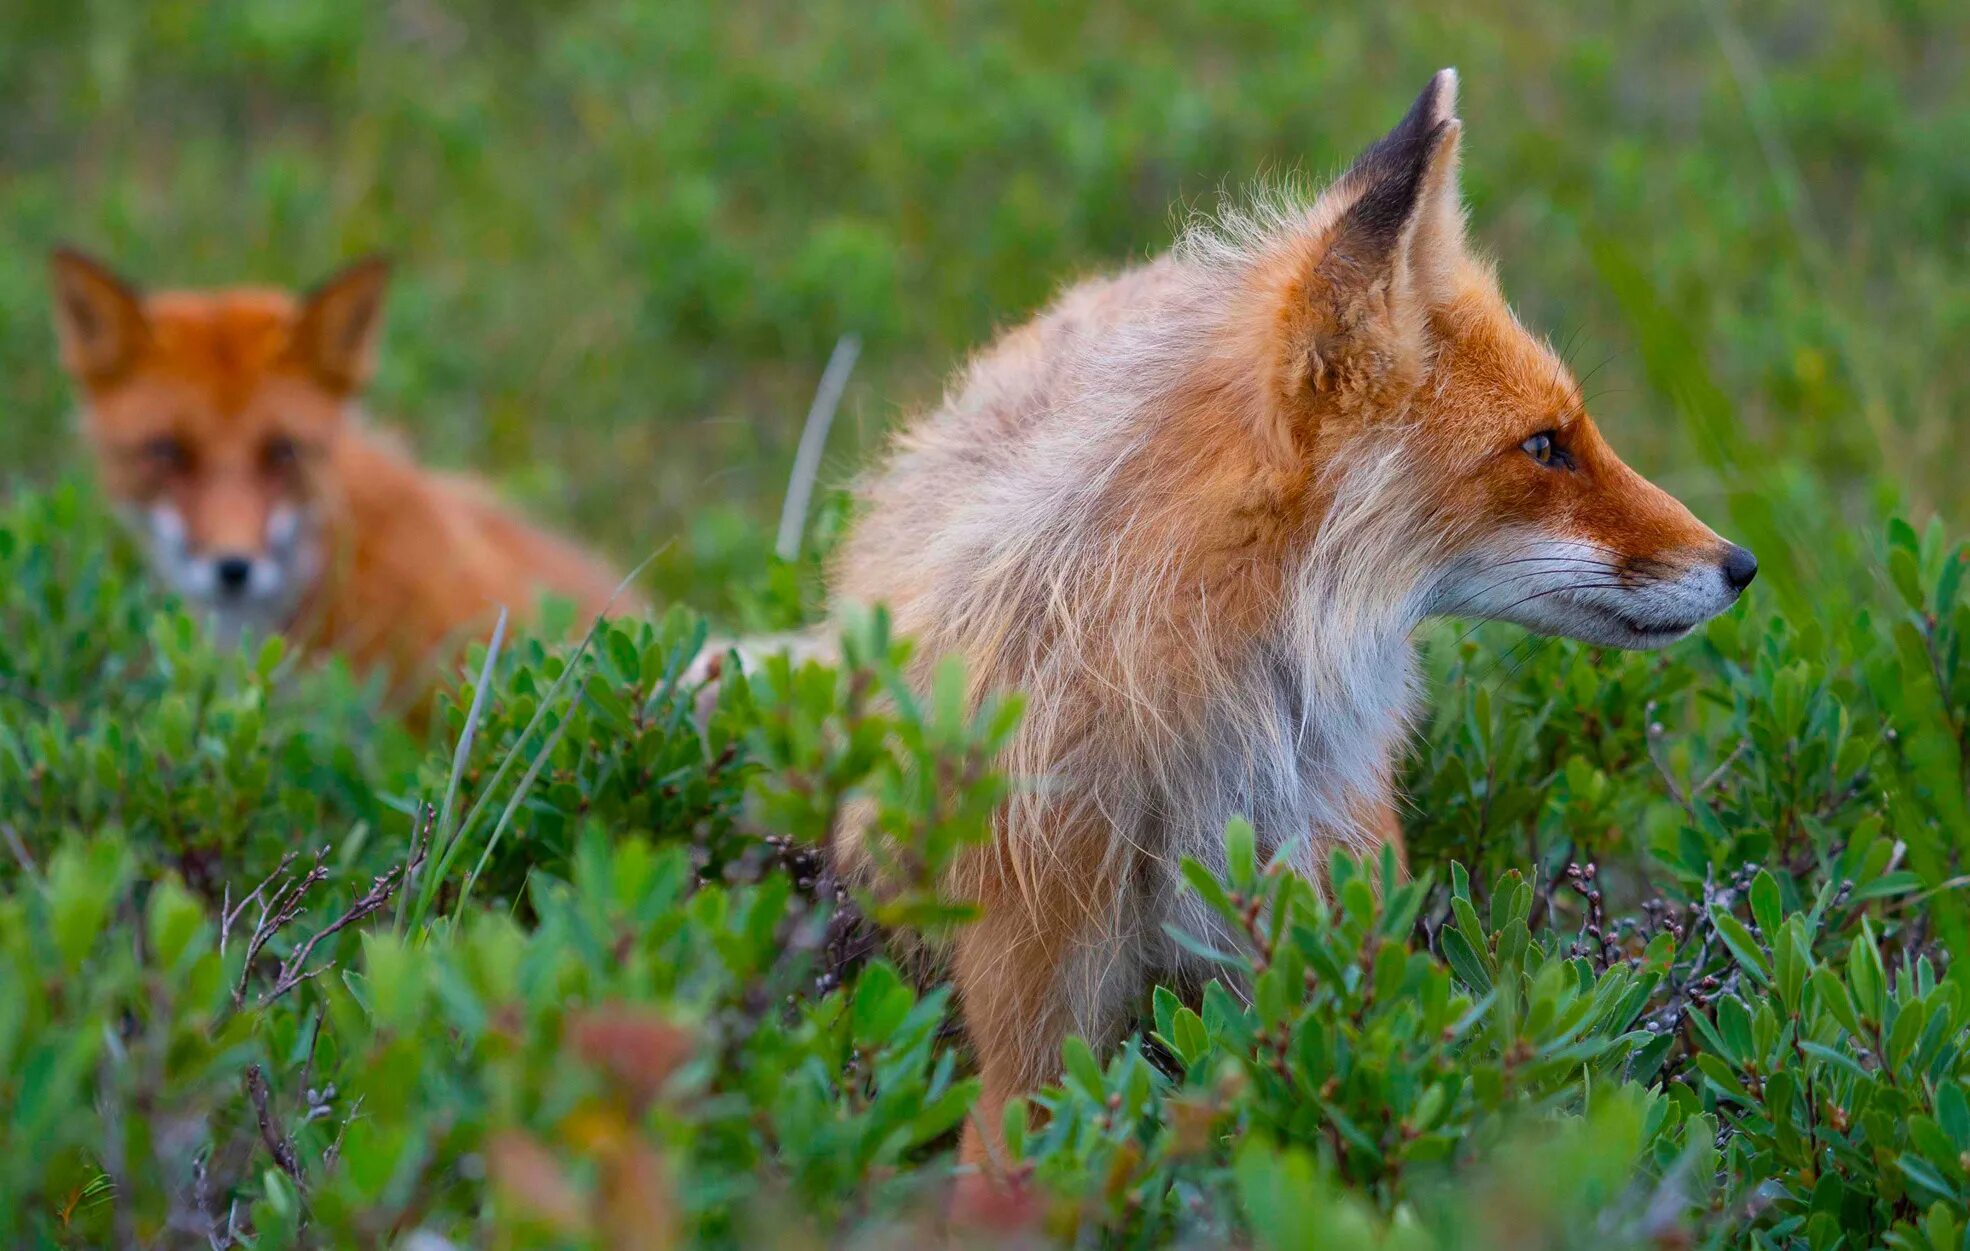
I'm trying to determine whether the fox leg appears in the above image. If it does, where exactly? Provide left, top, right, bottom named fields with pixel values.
left=952, top=913, right=1067, bottom=1182
left=951, top=836, right=1134, bottom=1187
left=823, top=794, right=1128, bottom=1183
left=1367, top=790, right=1407, bottom=873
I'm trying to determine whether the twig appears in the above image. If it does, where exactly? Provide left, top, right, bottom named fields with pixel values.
left=245, top=1065, right=304, bottom=1185
left=1564, top=863, right=1616, bottom=972
left=231, top=849, right=331, bottom=1009
left=324, top=1095, right=365, bottom=1174
left=775, top=333, right=862, bottom=561
left=261, top=826, right=430, bottom=1005
left=220, top=850, right=300, bottom=960
left=296, top=1012, right=325, bottom=1110
left=221, top=813, right=433, bottom=1010
left=1, top=822, right=39, bottom=882
left=1692, top=741, right=1747, bottom=800
left=1644, top=711, right=1692, bottom=815
left=172, top=1152, right=232, bottom=1250
left=98, top=1054, right=136, bottom=1251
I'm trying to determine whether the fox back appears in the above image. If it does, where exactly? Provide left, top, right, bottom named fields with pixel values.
left=49, top=252, right=629, bottom=692
left=830, top=70, right=1756, bottom=1181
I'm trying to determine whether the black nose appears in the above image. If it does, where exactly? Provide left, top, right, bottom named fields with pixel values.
left=1720, top=544, right=1758, bottom=593
left=214, top=556, right=253, bottom=594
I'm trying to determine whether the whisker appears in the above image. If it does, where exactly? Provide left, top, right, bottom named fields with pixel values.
left=1497, top=634, right=1561, bottom=685
left=1432, top=564, right=1609, bottom=619
left=1463, top=629, right=1546, bottom=686
left=1575, top=352, right=1620, bottom=396
left=1431, top=556, right=1645, bottom=619
left=1442, top=581, right=1634, bottom=650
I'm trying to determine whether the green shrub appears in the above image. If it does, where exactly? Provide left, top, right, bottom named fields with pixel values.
left=6, top=8, right=1970, bottom=1243
left=2, top=481, right=1966, bottom=1248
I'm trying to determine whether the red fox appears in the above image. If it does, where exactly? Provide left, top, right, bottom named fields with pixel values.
left=825, top=70, right=1756, bottom=1179
left=49, top=251, right=631, bottom=699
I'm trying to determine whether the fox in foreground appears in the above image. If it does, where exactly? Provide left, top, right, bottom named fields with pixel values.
left=815, top=70, right=1758, bottom=1184
left=49, top=251, right=629, bottom=700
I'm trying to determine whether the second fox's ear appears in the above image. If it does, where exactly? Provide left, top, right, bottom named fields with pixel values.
left=292, top=256, right=390, bottom=393
left=49, top=248, right=150, bottom=384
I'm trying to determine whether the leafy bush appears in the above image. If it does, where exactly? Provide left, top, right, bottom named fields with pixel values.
left=5, top=7, right=1970, bottom=1244
left=2, top=479, right=1966, bottom=1249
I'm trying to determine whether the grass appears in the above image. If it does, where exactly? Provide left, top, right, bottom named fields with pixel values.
left=2, top=1, right=1965, bottom=618
left=4, top=10, right=1970, bottom=1242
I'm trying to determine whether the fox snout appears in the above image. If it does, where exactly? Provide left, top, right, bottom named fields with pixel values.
left=1720, top=543, right=1758, bottom=593
left=1433, top=529, right=1757, bottom=653
left=140, top=499, right=316, bottom=636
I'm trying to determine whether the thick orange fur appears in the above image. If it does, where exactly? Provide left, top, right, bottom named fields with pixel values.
left=826, top=70, right=1753, bottom=1184
left=49, top=252, right=630, bottom=701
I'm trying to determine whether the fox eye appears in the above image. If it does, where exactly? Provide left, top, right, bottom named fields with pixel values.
left=138, top=435, right=190, bottom=473
left=263, top=435, right=303, bottom=471
left=1520, top=430, right=1568, bottom=469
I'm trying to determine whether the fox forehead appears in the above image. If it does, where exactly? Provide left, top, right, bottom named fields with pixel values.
left=118, top=289, right=303, bottom=412
left=1421, top=269, right=1584, bottom=450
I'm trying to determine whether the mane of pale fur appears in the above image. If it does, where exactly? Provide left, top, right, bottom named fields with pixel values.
left=833, top=173, right=1466, bottom=1010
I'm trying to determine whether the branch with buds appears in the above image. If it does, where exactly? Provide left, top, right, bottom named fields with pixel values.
left=220, top=807, right=434, bottom=1010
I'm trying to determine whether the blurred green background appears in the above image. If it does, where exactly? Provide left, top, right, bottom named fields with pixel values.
left=2, top=0, right=1964, bottom=614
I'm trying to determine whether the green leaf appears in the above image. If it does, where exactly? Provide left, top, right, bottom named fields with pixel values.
left=1799, top=1041, right=1872, bottom=1082
left=146, top=876, right=206, bottom=971
left=1225, top=817, right=1258, bottom=893
left=1898, top=1154, right=1962, bottom=1205
left=1749, top=869, right=1783, bottom=941
left=1711, top=911, right=1771, bottom=987
left=1847, top=872, right=1923, bottom=903
left=1181, top=858, right=1240, bottom=926
left=1890, top=546, right=1926, bottom=612
left=1062, top=1035, right=1105, bottom=1102
left=1441, top=927, right=1493, bottom=995
left=1849, top=919, right=1888, bottom=1021
left=1812, top=968, right=1865, bottom=1038
left=852, top=961, right=913, bottom=1045
left=1172, top=1007, right=1210, bottom=1066
left=1153, top=985, right=1181, bottom=1042
left=1939, top=1082, right=1970, bottom=1151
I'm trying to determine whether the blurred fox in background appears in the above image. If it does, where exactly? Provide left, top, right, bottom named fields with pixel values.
left=49, top=250, right=631, bottom=701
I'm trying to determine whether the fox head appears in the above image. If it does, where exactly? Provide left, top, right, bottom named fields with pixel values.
left=50, top=251, right=390, bottom=639
left=1244, top=70, right=1754, bottom=648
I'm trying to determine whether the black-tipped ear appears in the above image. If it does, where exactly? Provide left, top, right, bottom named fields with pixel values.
left=1292, top=73, right=1466, bottom=402
left=1320, top=70, right=1464, bottom=283
left=49, top=247, right=150, bottom=384
left=292, top=255, right=391, bottom=393
left=1348, top=69, right=1458, bottom=186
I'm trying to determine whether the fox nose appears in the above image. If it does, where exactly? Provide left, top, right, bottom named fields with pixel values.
left=1720, top=544, right=1758, bottom=593
left=214, top=556, right=254, bottom=595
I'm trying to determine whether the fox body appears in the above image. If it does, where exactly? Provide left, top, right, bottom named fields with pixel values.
left=49, top=253, right=628, bottom=695
left=828, top=71, right=1756, bottom=1175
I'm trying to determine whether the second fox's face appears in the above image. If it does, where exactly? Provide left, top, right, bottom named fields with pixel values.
left=51, top=252, right=389, bottom=643
left=90, top=369, right=338, bottom=641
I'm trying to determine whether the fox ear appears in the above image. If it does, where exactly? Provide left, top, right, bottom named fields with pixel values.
left=49, top=248, right=150, bottom=385
left=1301, top=70, right=1465, bottom=395
left=1323, top=69, right=1464, bottom=294
left=293, top=256, right=390, bottom=393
